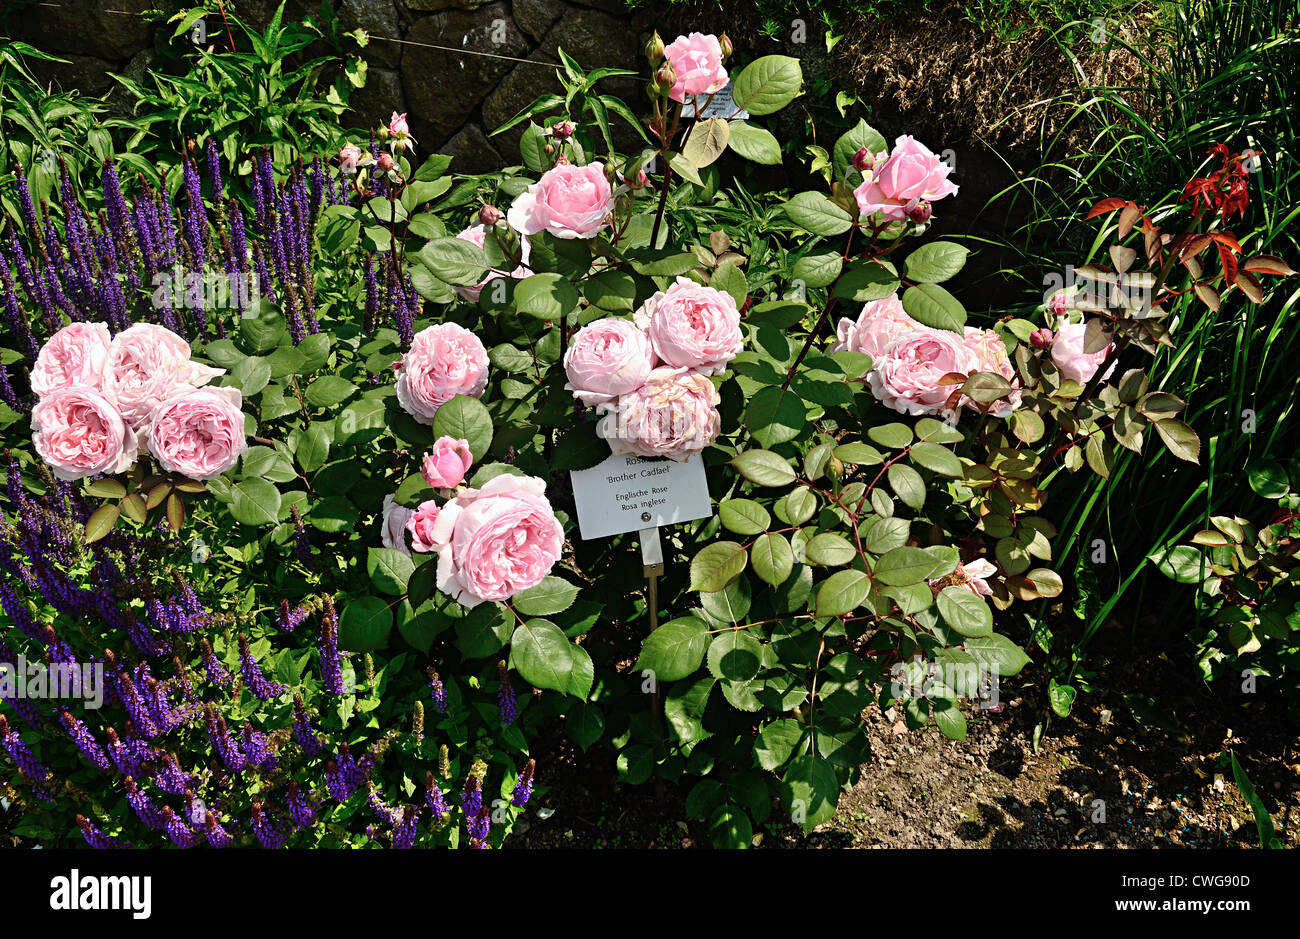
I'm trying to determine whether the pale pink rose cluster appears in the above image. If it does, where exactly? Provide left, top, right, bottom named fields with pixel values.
left=508, top=161, right=616, bottom=240
left=928, top=559, right=998, bottom=597
left=29, top=322, right=244, bottom=481
left=393, top=322, right=490, bottom=424
left=853, top=135, right=958, bottom=224
left=452, top=222, right=533, bottom=302
left=381, top=475, right=564, bottom=608
left=837, top=295, right=1021, bottom=418
left=564, top=279, right=741, bottom=461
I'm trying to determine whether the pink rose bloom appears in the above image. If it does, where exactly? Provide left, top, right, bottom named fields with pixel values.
left=30, top=322, right=112, bottom=397
left=563, top=317, right=655, bottom=407
left=868, top=326, right=978, bottom=416
left=663, top=33, right=729, bottom=103
left=599, top=366, right=721, bottom=461
left=102, top=323, right=224, bottom=429
left=831, top=294, right=920, bottom=365
left=1047, top=290, right=1069, bottom=316
left=929, top=559, right=997, bottom=597
left=145, top=386, right=247, bottom=480
left=853, top=135, right=958, bottom=222
left=962, top=327, right=1021, bottom=418
left=406, top=500, right=441, bottom=554
left=426, top=474, right=563, bottom=608
left=389, top=112, right=410, bottom=137
left=380, top=494, right=415, bottom=555
left=452, top=223, right=532, bottom=302
left=507, top=162, right=614, bottom=240
left=1050, top=319, right=1115, bottom=385
left=394, top=323, right=490, bottom=424
left=338, top=145, right=363, bottom=173
left=422, top=436, right=473, bottom=489
left=31, top=387, right=138, bottom=480
left=633, top=278, right=743, bottom=376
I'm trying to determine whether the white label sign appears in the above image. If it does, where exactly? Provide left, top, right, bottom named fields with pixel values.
left=681, top=82, right=749, bottom=120
left=570, top=453, right=713, bottom=540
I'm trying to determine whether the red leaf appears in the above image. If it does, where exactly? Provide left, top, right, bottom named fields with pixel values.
left=1242, top=254, right=1297, bottom=277
left=1085, top=197, right=1127, bottom=220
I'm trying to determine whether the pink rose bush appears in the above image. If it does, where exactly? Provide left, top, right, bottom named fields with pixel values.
left=32, top=387, right=138, bottom=480
left=394, top=322, right=490, bottom=424
left=390, top=474, right=563, bottom=608
left=600, top=366, right=722, bottom=461
left=961, top=327, right=1022, bottom=417
left=662, top=32, right=729, bottom=103
left=868, top=326, right=978, bottom=416
left=1050, top=319, right=1116, bottom=385
left=507, top=161, right=615, bottom=240
left=421, top=436, right=473, bottom=489
left=831, top=294, right=921, bottom=363
left=25, top=321, right=242, bottom=481
left=563, top=282, right=740, bottom=460
left=853, top=135, right=958, bottom=222
left=452, top=222, right=532, bottom=302
left=29, top=322, right=111, bottom=397
left=564, top=317, right=655, bottom=406
left=103, top=323, right=225, bottom=428
left=405, top=500, right=442, bottom=554
left=634, top=278, right=743, bottom=376
left=145, top=387, right=248, bottom=480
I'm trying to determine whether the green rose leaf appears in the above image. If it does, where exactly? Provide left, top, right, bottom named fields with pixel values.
left=229, top=478, right=281, bottom=527
left=902, top=282, right=966, bottom=331
left=731, top=449, right=797, bottom=487
left=430, top=394, right=493, bottom=461
left=339, top=596, right=393, bottom=652
left=902, top=241, right=969, bottom=283
left=936, top=585, right=993, bottom=637
left=514, top=272, right=580, bottom=320
left=635, top=616, right=710, bottom=682
left=367, top=547, right=415, bottom=597
left=815, top=569, right=871, bottom=617
left=690, top=541, right=749, bottom=593
left=732, top=55, right=804, bottom=116
left=512, top=576, right=581, bottom=616
left=418, top=236, right=489, bottom=287
left=751, top=532, right=794, bottom=586
left=727, top=121, right=782, bottom=164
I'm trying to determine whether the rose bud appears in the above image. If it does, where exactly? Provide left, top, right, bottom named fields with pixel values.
left=852, top=147, right=874, bottom=173
left=1029, top=328, right=1054, bottom=349
left=719, top=33, right=734, bottom=62
left=377, top=153, right=395, bottom=172
left=906, top=200, right=933, bottom=224
left=478, top=204, right=504, bottom=226
left=645, top=31, right=665, bottom=64
left=552, top=120, right=576, bottom=140
left=655, top=62, right=677, bottom=95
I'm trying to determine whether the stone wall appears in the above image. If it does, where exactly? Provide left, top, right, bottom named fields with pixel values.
left=4, top=0, right=662, bottom=173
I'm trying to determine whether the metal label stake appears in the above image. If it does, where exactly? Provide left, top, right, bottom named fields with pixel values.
left=639, top=525, right=665, bottom=719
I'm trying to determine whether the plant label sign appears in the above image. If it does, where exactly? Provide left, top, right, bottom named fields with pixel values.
left=681, top=82, right=749, bottom=120
left=570, top=453, right=713, bottom=540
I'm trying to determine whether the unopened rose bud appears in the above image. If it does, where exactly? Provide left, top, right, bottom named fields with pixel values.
left=719, top=33, right=734, bottom=62
left=376, top=153, right=394, bottom=172
left=655, top=62, right=677, bottom=94
left=545, top=143, right=554, bottom=155
left=827, top=456, right=844, bottom=481
left=478, top=205, right=503, bottom=226
left=1048, top=290, right=1069, bottom=316
left=626, top=169, right=649, bottom=191
left=906, top=200, right=932, bottom=224
left=552, top=120, right=576, bottom=140
left=852, top=147, right=874, bottom=172
left=645, top=31, right=665, bottom=65
left=1029, top=328, right=1054, bottom=349
left=377, top=125, right=389, bottom=140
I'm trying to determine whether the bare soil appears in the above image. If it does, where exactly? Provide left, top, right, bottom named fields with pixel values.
left=512, top=624, right=1300, bottom=849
